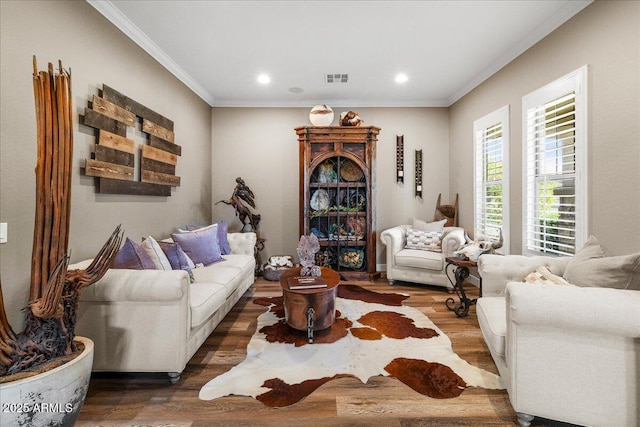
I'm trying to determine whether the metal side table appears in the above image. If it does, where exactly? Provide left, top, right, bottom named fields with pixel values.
left=445, top=256, right=481, bottom=317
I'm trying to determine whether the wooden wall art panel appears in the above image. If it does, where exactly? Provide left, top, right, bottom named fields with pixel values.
left=82, top=85, right=181, bottom=196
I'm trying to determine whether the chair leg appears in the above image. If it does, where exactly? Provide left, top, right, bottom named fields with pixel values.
left=168, top=372, right=181, bottom=384
left=517, top=413, right=535, bottom=427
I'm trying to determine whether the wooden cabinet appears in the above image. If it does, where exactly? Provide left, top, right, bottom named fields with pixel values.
left=296, top=126, right=380, bottom=281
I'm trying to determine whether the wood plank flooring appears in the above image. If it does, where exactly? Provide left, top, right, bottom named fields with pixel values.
left=77, top=278, right=573, bottom=427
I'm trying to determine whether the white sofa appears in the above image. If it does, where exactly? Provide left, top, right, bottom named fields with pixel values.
left=477, top=254, right=640, bottom=427
left=72, top=232, right=256, bottom=383
left=380, top=225, right=466, bottom=289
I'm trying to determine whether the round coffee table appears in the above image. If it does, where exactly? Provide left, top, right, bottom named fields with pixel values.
left=279, top=267, right=340, bottom=343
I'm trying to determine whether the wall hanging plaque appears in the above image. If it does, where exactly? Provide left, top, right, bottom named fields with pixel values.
left=82, top=85, right=181, bottom=196
left=396, top=135, right=404, bottom=183
left=415, top=149, right=423, bottom=198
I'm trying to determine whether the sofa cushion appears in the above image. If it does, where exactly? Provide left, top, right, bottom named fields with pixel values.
left=221, top=254, right=255, bottom=274
left=476, top=297, right=507, bottom=357
left=191, top=262, right=246, bottom=298
left=172, top=224, right=223, bottom=266
left=564, top=236, right=640, bottom=290
left=112, top=237, right=156, bottom=270
left=189, top=283, right=227, bottom=328
left=394, top=249, right=443, bottom=271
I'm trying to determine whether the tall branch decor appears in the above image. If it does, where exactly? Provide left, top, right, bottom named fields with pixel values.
left=0, top=57, right=122, bottom=379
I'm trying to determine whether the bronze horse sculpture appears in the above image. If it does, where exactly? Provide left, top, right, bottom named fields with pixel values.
left=216, top=177, right=261, bottom=232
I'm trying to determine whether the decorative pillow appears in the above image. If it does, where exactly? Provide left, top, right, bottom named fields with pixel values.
left=171, top=224, right=223, bottom=266
left=141, top=236, right=172, bottom=270
left=564, top=236, right=640, bottom=290
left=158, top=241, right=194, bottom=275
left=112, top=237, right=156, bottom=270
left=181, top=221, right=232, bottom=255
left=405, top=229, right=443, bottom=252
left=412, top=218, right=447, bottom=233
left=524, top=266, right=575, bottom=286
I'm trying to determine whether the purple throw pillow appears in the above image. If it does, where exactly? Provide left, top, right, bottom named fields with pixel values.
left=158, top=241, right=193, bottom=274
left=185, top=221, right=232, bottom=255
left=216, top=221, right=232, bottom=255
left=172, top=224, right=223, bottom=266
left=112, top=237, right=156, bottom=270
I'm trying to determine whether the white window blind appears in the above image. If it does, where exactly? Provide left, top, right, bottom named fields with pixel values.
left=473, top=105, right=509, bottom=253
left=523, top=66, right=587, bottom=256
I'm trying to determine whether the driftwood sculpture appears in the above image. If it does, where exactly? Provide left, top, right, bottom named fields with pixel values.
left=216, top=177, right=261, bottom=232
left=0, top=57, right=122, bottom=379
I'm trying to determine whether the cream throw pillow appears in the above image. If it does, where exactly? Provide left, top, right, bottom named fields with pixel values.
left=141, top=236, right=173, bottom=271
left=524, top=266, right=575, bottom=286
left=563, top=236, right=640, bottom=290
left=412, top=218, right=447, bottom=233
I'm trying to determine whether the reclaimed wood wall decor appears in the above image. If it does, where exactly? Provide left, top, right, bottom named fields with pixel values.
left=82, top=85, right=181, bottom=196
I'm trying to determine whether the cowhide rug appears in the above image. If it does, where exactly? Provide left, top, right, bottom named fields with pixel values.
left=199, top=284, right=502, bottom=407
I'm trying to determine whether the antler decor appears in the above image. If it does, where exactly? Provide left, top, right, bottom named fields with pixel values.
left=0, top=57, right=123, bottom=379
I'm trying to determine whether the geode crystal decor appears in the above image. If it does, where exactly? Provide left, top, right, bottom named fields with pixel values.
left=297, top=234, right=321, bottom=277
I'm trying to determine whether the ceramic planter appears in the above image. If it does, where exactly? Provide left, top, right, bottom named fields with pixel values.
left=0, top=336, right=94, bottom=427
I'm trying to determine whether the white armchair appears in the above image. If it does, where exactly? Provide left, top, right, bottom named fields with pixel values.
left=380, top=225, right=466, bottom=289
left=477, top=254, right=640, bottom=427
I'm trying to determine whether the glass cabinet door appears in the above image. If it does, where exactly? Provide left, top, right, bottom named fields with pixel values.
left=308, top=156, right=368, bottom=274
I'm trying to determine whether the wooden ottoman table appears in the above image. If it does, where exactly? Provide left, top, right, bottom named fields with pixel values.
left=279, top=267, right=340, bottom=343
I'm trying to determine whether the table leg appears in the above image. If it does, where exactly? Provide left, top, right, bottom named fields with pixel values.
left=445, top=264, right=477, bottom=317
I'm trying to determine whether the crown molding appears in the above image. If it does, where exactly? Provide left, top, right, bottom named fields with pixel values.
left=211, top=99, right=450, bottom=108
left=87, top=0, right=216, bottom=106
left=447, top=0, right=593, bottom=106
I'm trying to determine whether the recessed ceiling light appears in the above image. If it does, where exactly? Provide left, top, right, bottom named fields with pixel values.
left=395, top=73, right=408, bottom=84
left=289, top=87, right=304, bottom=94
left=257, top=74, right=271, bottom=84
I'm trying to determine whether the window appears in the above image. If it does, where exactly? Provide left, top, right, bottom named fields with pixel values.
left=473, top=105, right=509, bottom=253
left=523, top=66, right=587, bottom=256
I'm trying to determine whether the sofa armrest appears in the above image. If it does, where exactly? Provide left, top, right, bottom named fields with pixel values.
left=441, top=227, right=466, bottom=257
left=504, top=282, right=640, bottom=425
left=78, top=268, right=190, bottom=303
left=506, top=282, right=640, bottom=337
left=380, top=224, right=410, bottom=260
left=227, top=232, right=257, bottom=256
left=479, top=254, right=571, bottom=297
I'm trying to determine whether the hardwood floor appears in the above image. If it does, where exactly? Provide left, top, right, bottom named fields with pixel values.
left=77, top=278, right=572, bottom=427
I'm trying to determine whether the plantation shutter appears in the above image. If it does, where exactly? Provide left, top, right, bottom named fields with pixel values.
left=524, top=92, right=578, bottom=256
left=474, top=122, right=504, bottom=242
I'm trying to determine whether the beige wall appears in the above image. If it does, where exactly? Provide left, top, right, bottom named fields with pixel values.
left=0, top=1, right=212, bottom=329
left=450, top=0, right=640, bottom=255
left=211, top=107, right=450, bottom=268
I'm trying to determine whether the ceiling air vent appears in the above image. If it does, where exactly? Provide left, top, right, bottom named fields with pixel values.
left=326, top=73, right=348, bottom=84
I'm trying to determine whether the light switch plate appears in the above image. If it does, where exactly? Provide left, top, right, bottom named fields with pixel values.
left=0, top=222, right=7, bottom=244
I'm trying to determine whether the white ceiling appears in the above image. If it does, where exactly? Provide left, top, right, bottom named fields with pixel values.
left=89, top=0, right=592, bottom=108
